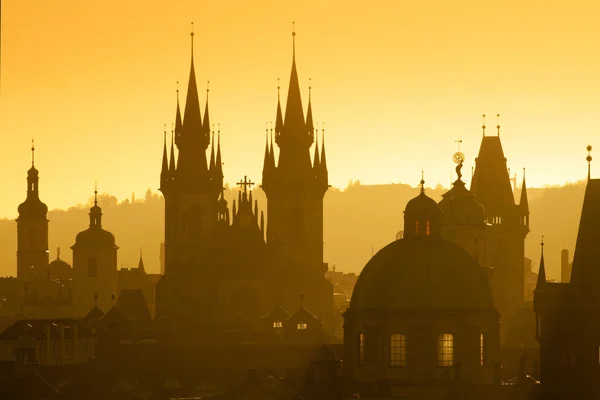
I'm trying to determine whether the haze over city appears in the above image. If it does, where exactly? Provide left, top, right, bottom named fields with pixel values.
left=1, top=0, right=599, bottom=218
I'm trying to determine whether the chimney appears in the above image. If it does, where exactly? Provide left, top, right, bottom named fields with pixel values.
left=561, top=249, right=571, bottom=283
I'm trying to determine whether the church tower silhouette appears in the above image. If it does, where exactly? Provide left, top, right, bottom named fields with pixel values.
left=16, top=142, right=49, bottom=281
left=261, top=27, right=333, bottom=330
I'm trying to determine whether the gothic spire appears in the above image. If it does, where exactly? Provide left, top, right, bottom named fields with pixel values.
left=182, top=24, right=203, bottom=139
left=203, top=81, right=211, bottom=140
left=263, top=123, right=271, bottom=173
left=175, top=82, right=183, bottom=143
left=313, top=124, right=320, bottom=169
left=209, top=127, right=216, bottom=171
left=520, top=168, right=529, bottom=214
left=306, top=79, right=314, bottom=135
left=320, top=123, right=328, bottom=177
left=169, top=128, right=176, bottom=173
left=283, top=25, right=305, bottom=134
left=536, top=237, right=546, bottom=288
left=215, top=125, right=223, bottom=179
left=275, top=80, right=284, bottom=134
left=269, top=126, right=276, bottom=169
left=138, top=247, right=145, bottom=273
left=161, top=126, right=169, bottom=177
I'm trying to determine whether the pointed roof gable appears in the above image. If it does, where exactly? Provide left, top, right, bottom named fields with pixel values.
left=209, top=131, right=216, bottom=171
left=275, top=92, right=284, bottom=133
left=161, top=129, right=169, bottom=177
left=169, top=131, right=176, bottom=173
left=203, top=86, right=211, bottom=137
left=215, top=130, right=223, bottom=178
left=470, top=136, right=515, bottom=215
left=569, top=179, right=600, bottom=285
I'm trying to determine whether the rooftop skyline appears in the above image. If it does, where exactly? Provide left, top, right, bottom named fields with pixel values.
left=1, top=0, right=599, bottom=218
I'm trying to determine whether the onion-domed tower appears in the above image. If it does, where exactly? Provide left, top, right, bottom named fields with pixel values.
left=16, top=142, right=49, bottom=281
left=71, top=188, right=119, bottom=316
left=344, top=177, right=500, bottom=392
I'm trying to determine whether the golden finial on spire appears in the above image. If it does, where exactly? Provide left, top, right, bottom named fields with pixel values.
left=587, top=145, right=593, bottom=180
left=190, top=22, right=195, bottom=57
left=497, top=114, right=501, bottom=136
left=541, top=235, right=545, bottom=253
left=292, top=21, right=296, bottom=60
left=309, top=77, right=312, bottom=101
left=420, top=170, right=425, bottom=194
left=94, top=181, right=98, bottom=206
left=31, top=139, right=35, bottom=166
left=482, top=114, right=486, bottom=137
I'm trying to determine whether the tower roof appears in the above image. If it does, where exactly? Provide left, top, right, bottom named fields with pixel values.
left=519, top=169, right=529, bottom=214
left=182, top=30, right=202, bottom=138
left=536, top=238, right=546, bottom=288
left=283, top=29, right=305, bottom=134
left=470, top=135, right=515, bottom=215
left=569, top=179, right=600, bottom=286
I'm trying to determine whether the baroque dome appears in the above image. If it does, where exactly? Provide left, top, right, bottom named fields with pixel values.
left=349, top=236, right=493, bottom=310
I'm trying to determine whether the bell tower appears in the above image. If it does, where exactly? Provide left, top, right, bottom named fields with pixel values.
left=261, top=26, right=332, bottom=329
left=16, top=141, right=49, bottom=281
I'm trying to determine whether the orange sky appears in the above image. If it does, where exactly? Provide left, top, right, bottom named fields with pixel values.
left=1, top=0, right=599, bottom=219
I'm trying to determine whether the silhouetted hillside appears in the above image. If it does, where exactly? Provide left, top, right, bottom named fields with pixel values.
left=0, top=182, right=585, bottom=280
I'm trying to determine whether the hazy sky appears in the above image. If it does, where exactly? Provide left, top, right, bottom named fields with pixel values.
left=1, top=0, right=599, bottom=218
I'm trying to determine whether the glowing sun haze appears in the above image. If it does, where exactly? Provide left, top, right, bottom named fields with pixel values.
left=1, top=0, right=599, bottom=218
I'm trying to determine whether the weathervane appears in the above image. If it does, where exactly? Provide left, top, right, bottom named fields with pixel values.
left=453, top=137, right=465, bottom=181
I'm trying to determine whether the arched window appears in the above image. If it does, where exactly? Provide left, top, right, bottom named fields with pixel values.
left=390, top=333, right=406, bottom=367
left=437, top=333, right=454, bottom=367
left=426, top=221, right=431, bottom=235
left=415, top=221, right=420, bottom=235
left=358, top=333, right=365, bottom=367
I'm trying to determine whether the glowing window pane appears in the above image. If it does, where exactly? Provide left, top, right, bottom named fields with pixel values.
left=390, top=333, right=406, bottom=367
left=437, top=333, right=454, bottom=367
left=358, top=333, right=365, bottom=367
left=273, top=321, right=283, bottom=328
left=426, top=221, right=431, bottom=235
left=297, top=322, right=307, bottom=330
left=480, top=333, right=485, bottom=366
left=415, top=221, right=420, bottom=235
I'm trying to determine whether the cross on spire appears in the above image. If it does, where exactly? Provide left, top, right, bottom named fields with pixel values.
left=236, top=176, right=255, bottom=194
left=455, top=137, right=462, bottom=152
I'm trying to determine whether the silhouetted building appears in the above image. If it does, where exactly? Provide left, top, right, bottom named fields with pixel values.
left=344, top=179, right=501, bottom=392
left=0, top=318, right=95, bottom=367
left=16, top=144, right=49, bottom=282
left=469, top=125, right=529, bottom=321
left=261, top=29, right=333, bottom=330
left=72, top=189, right=118, bottom=316
left=534, top=172, right=600, bottom=399
left=156, top=29, right=330, bottom=334
left=117, top=251, right=155, bottom=315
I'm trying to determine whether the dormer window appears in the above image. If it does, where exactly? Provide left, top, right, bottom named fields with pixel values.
left=297, top=322, right=307, bottom=330
left=273, top=320, right=283, bottom=328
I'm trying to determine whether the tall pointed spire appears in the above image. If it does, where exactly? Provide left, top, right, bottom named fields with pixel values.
left=138, top=247, right=145, bottom=273
left=306, top=78, right=314, bottom=135
left=203, top=81, right=211, bottom=140
left=320, top=123, right=328, bottom=177
left=161, top=125, right=169, bottom=177
left=215, top=125, right=223, bottom=179
left=209, top=127, right=215, bottom=171
left=275, top=79, right=284, bottom=134
left=182, top=23, right=203, bottom=139
left=263, top=123, right=270, bottom=171
left=520, top=168, right=529, bottom=214
left=269, top=124, right=276, bottom=169
left=169, top=127, right=176, bottom=173
left=313, top=123, right=320, bottom=169
left=175, top=82, right=183, bottom=143
left=284, top=23, right=305, bottom=133
left=536, top=236, right=546, bottom=288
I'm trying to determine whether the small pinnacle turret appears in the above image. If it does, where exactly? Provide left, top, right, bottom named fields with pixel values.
left=536, top=237, right=546, bottom=288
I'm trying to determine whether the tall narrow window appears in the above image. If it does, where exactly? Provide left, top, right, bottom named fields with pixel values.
left=437, top=333, right=454, bottom=367
left=358, top=333, right=365, bottom=367
left=390, top=333, right=407, bottom=367
left=415, top=221, right=420, bottom=235
left=480, top=333, right=485, bottom=366
left=426, top=220, right=431, bottom=235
